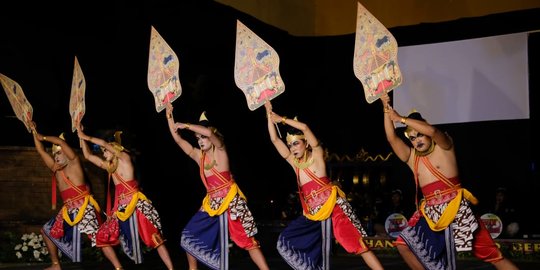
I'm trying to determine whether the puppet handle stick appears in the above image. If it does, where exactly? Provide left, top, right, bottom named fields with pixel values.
left=265, top=97, right=282, bottom=138
left=275, top=121, right=282, bottom=138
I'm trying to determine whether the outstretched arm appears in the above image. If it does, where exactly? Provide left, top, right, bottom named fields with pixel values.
left=165, top=103, right=199, bottom=161
left=31, top=123, right=55, bottom=170
left=189, top=123, right=224, bottom=150
left=264, top=102, right=291, bottom=159
left=49, top=135, right=77, bottom=161
left=267, top=102, right=320, bottom=148
left=399, top=116, right=452, bottom=151
left=77, top=127, right=107, bottom=169
left=383, top=94, right=452, bottom=151
left=381, top=94, right=411, bottom=162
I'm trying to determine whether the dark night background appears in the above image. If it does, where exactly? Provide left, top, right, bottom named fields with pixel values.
left=1, top=0, right=539, bottom=246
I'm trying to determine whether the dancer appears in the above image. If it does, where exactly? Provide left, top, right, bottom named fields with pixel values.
left=78, top=127, right=174, bottom=270
left=380, top=93, right=517, bottom=270
left=166, top=104, right=269, bottom=270
left=31, top=123, right=123, bottom=270
left=265, top=102, right=384, bottom=270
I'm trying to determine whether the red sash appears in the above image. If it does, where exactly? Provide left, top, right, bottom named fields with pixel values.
left=199, top=152, right=233, bottom=196
left=413, top=155, right=460, bottom=209
left=295, top=166, right=330, bottom=212
left=50, top=171, right=88, bottom=239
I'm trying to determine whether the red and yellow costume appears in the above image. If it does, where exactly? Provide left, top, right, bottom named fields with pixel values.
left=42, top=170, right=102, bottom=262
left=180, top=152, right=260, bottom=270
left=395, top=154, right=503, bottom=269
left=276, top=166, right=371, bottom=270
left=96, top=173, right=165, bottom=264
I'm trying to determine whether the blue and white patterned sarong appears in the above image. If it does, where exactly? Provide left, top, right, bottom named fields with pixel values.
left=399, top=217, right=456, bottom=270
left=118, top=212, right=143, bottom=264
left=181, top=210, right=229, bottom=270
left=276, top=215, right=332, bottom=270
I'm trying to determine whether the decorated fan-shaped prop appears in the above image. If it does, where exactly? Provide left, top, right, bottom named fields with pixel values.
left=147, top=26, right=182, bottom=113
left=0, top=73, right=33, bottom=132
left=69, top=56, right=86, bottom=132
left=234, top=20, right=285, bottom=111
left=353, top=2, right=402, bottom=104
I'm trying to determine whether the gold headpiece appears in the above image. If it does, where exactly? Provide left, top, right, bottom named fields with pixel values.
left=199, top=111, right=208, bottom=122
left=104, top=131, right=127, bottom=153
left=404, top=128, right=412, bottom=139
left=52, top=133, right=65, bottom=154
left=286, top=116, right=305, bottom=144
left=286, top=133, right=305, bottom=145
left=198, top=111, right=221, bottom=135
left=403, top=109, right=422, bottom=139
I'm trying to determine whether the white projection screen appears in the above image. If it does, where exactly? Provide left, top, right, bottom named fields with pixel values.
left=394, top=32, right=529, bottom=125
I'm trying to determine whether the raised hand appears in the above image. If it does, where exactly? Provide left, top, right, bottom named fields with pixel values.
left=381, top=93, right=391, bottom=109
left=264, top=101, right=272, bottom=113
left=166, top=103, right=174, bottom=119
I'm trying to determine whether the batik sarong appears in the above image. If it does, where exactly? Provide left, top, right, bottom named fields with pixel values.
left=181, top=210, right=229, bottom=270
left=277, top=215, right=332, bottom=270
left=181, top=166, right=259, bottom=270
left=395, top=155, right=503, bottom=269
left=277, top=167, right=370, bottom=270
left=398, top=211, right=456, bottom=270
left=97, top=175, right=165, bottom=264
left=42, top=183, right=101, bottom=262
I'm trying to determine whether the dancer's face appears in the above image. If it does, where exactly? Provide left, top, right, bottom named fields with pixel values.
left=196, top=134, right=212, bottom=152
